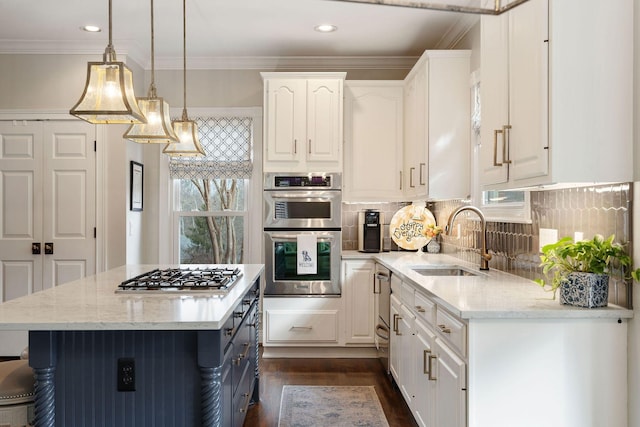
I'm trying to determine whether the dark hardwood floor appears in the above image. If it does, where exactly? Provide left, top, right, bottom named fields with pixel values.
left=243, top=350, right=418, bottom=427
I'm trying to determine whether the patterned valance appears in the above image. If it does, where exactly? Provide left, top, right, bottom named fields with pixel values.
left=169, top=117, right=253, bottom=179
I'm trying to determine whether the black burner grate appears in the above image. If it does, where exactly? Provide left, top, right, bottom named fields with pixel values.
left=117, top=267, right=242, bottom=293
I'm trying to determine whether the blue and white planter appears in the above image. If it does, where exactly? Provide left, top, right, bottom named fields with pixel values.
left=559, top=272, right=609, bottom=308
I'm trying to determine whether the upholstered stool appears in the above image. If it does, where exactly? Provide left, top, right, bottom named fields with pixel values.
left=0, top=360, right=34, bottom=427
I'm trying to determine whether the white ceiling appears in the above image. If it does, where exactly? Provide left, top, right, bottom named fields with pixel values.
left=0, top=0, right=478, bottom=69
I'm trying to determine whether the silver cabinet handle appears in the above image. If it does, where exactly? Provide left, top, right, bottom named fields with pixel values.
left=239, top=392, right=251, bottom=413
left=308, top=139, right=311, bottom=154
left=428, top=354, right=437, bottom=381
left=502, top=124, right=512, bottom=164
left=493, top=128, right=503, bottom=166
left=438, top=324, right=451, bottom=334
left=415, top=305, right=426, bottom=313
left=393, top=314, right=402, bottom=336
left=290, top=326, right=313, bottom=331
left=409, top=167, right=415, bottom=188
left=423, top=349, right=431, bottom=375
left=419, top=163, right=426, bottom=186
left=294, top=139, right=297, bottom=154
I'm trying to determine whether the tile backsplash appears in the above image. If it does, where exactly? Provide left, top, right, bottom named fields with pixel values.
left=342, top=183, right=633, bottom=308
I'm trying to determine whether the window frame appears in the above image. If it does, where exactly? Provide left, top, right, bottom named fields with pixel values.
left=160, top=107, right=263, bottom=265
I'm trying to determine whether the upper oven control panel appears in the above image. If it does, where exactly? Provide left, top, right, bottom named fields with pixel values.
left=264, top=173, right=341, bottom=190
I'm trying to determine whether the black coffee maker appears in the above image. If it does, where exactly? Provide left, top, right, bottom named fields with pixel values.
left=358, top=210, right=384, bottom=253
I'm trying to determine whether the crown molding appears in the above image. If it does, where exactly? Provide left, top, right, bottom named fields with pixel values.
left=435, top=14, right=479, bottom=48
left=0, top=40, right=419, bottom=70
left=153, top=55, right=419, bottom=70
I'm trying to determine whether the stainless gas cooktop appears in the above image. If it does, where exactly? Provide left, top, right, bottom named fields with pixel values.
left=116, top=267, right=243, bottom=294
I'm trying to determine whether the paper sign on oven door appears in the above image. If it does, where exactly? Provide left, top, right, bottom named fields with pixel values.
left=297, top=234, right=317, bottom=275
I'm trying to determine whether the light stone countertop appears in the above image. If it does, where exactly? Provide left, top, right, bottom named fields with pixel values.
left=0, top=264, right=264, bottom=331
left=342, top=250, right=633, bottom=320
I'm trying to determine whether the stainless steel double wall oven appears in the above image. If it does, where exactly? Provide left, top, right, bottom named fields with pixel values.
left=263, top=173, right=342, bottom=296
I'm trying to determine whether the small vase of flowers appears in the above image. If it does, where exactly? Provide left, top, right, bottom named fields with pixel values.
left=424, top=223, right=443, bottom=253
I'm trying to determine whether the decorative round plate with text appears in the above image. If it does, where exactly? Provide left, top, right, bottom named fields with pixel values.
left=389, top=205, right=437, bottom=250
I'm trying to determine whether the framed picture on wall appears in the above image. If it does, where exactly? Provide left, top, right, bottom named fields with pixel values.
left=130, top=161, right=143, bottom=211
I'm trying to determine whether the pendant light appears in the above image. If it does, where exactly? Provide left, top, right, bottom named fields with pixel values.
left=163, top=0, right=205, bottom=157
left=70, top=0, right=146, bottom=124
left=123, top=0, right=179, bottom=144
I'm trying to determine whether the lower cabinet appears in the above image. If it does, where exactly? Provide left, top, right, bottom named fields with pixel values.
left=390, top=278, right=467, bottom=427
left=343, top=260, right=376, bottom=344
left=263, top=297, right=341, bottom=346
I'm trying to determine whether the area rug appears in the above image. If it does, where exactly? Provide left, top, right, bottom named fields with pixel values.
left=278, top=385, right=390, bottom=427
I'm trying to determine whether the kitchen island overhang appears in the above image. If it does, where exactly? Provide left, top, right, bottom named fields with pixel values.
left=0, top=264, right=264, bottom=427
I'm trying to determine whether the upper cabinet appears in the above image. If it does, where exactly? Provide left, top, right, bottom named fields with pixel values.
left=480, top=0, right=633, bottom=190
left=343, top=81, right=404, bottom=202
left=261, top=72, right=346, bottom=173
left=403, top=50, right=471, bottom=201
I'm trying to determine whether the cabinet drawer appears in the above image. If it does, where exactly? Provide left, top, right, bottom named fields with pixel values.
left=401, top=281, right=415, bottom=307
left=414, top=291, right=436, bottom=327
left=435, top=307, right=467, bottom=357
left=265, top=310, right=339, bottom=343
left=390, top=274, right=402, bottom=296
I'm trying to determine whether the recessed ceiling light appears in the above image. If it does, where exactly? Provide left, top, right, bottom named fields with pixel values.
left=81, top=25, right=102, bottom=33
left=314, top=24, right=337, bottom=33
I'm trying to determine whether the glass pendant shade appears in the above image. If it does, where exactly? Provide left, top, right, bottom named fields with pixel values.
left=163, top=118, right=205, bottom=156
left=70, top=58, right=146, bottom=124
left=123, top=0, right=178, bottom=143
left=123, top=96, right=179, bottom=143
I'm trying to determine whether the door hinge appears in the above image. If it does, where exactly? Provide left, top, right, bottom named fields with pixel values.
left=94, top=227, right=97, bottom=238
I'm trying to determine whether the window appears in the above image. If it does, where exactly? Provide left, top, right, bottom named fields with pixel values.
left=171, top=116, right=254, bottom=264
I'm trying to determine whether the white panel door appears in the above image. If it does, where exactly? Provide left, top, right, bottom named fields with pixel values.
left=0, top=120, right=96, bottom=356
left=0, top=122, right=44, bottom=300
left=42, top=121, right=96, bottom=290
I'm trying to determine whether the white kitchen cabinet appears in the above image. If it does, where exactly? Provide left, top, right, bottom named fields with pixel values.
left=480, top=0, right=633, bottom=190
left=390, top=276, right=467, bottom=427
left=342, top=260, right=376, bottom=345
left=389, top=293, right=402, bottom=383
left=403, top=50, right=471, bottom=200
left=262, top=297, right=342, bottom=346
left=413, top=318, right=436, bottom=427
left=261, top=72, right=346, bottom=173
left=343, top=82, right=404, bottom=202
left=434, top=337, right=467, bottom=427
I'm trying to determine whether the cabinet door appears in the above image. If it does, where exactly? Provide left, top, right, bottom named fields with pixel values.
left=398, top=304, right=415, bottom=405
left=413, top=319, right=437, bottom=427
left=434, top=338, right=467, bottom=427
left=264, top=79, right=305, bottom=164
left=343, top=260, right=376, bottom=344
left=403, top=65, right=427, bottom=199
left=306, top=79, right=342, bottom=165
left=508, top=0, right=549, bottom=182
left=343, top=83, right=403, bottom=201
left=389, top=294, right=402, bottom=383
left=479, top=14, right=509, bottom=186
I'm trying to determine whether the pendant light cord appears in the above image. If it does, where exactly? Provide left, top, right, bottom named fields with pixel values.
left=148, top=0, right=157, bottom=97
left=104, top=0, right=115, bottom=61
left=181, top=0, right=188, bottom=121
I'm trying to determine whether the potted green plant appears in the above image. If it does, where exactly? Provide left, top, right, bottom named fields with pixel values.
left=535, top=234, right=640, bottom=308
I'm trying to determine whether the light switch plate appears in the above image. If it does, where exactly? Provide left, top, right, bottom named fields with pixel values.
left=539, top=228, right=558, bottom=252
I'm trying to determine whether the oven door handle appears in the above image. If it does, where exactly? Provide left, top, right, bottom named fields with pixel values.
left=266, top=233, right=335, bottom=241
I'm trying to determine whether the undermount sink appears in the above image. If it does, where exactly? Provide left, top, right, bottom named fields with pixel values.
left=411, top=266, right=478, bottom=277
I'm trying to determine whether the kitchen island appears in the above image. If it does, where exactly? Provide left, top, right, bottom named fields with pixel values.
left=0, top=264, right=264, bottom=427
left=343, top=251, right=632, bottom=427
